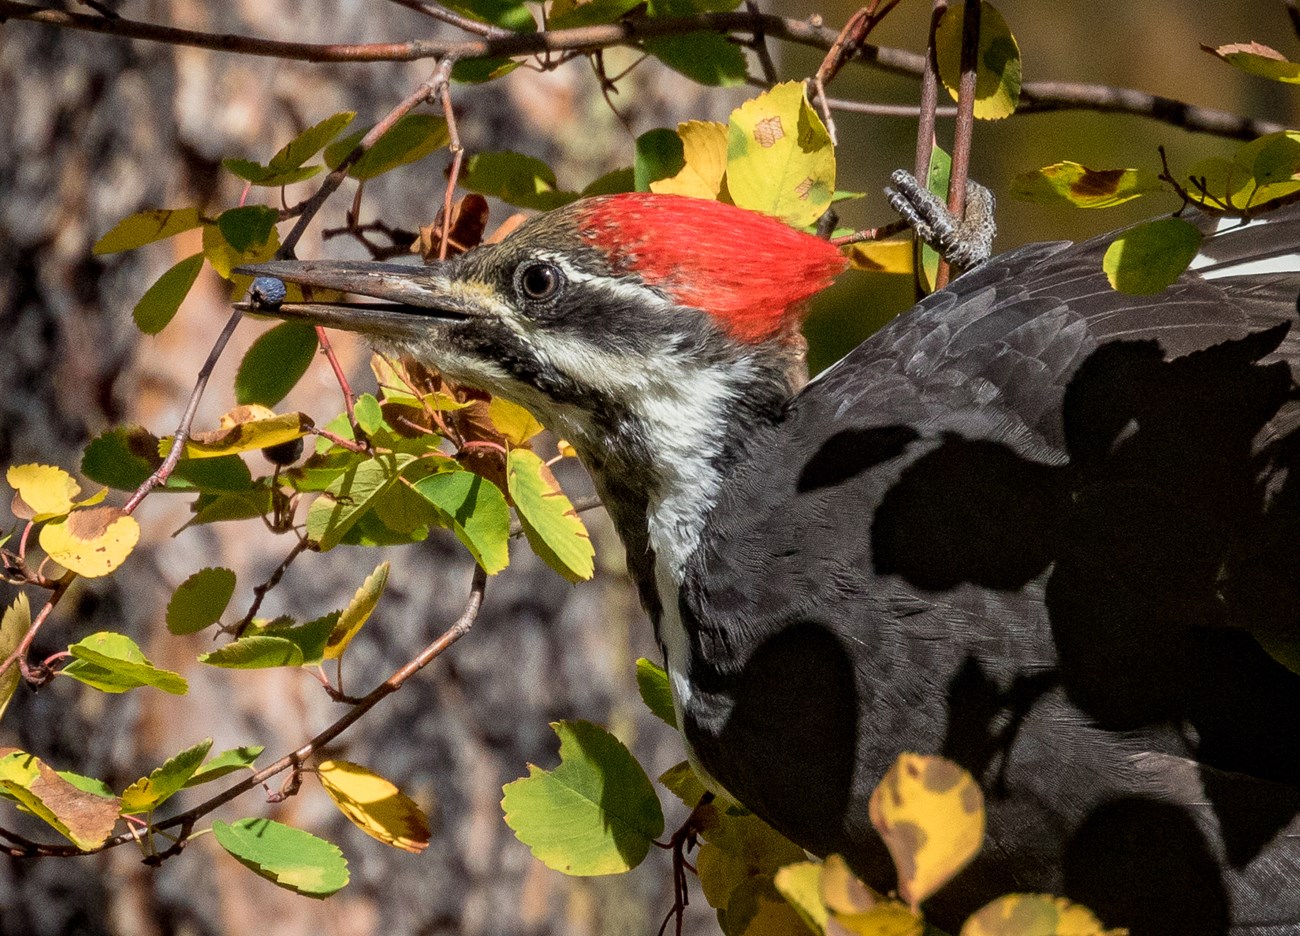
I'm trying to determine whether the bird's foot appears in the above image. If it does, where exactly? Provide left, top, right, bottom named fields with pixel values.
left=656, top=791, right=714, bottom=936
left=885, top=168, right=997, bottom=269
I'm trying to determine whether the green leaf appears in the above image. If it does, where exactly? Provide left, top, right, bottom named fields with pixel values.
left=726, top=81, right=836, bottom=228
left=443, top=0, right=536, bottom=31
left=936, top=1, right=1022, bottom=119
left=93, top=208, right=203, bottom=255
left=451, top=56, right=522, bottom=84
left=635, top=657, right=676, bottom=728
left=171, top=455, right=255, bottom=493
left=549, top=0, right=642, bottom=28
left=217, top=205, right=280, bottom=253
left=213, top=817, right=349, bottom=898
left=235, top=323, right=319, bottom=407
left=133, top=253, right=204, bottom=334
left=353, top=393, right=385, bottom=436
left=1103, top=218, right=1203, bottom=295
left=166, top=567, right=238, bottom=635
left=120, top=738, right=213, bottom=814
left=658, top=760, right=708, bottom=808
left=644, top=32, right=748, bottom=86
left=200, top=613, right=337, bottom=669
left=62, top=632, right=188, bottom=695
left=1204, top=41, right=1300, bottom=85
left=1011, top=161, right=1161, bottom=209
left=183, top=745, right=265, bottom=788
left=272, top=112, right=357, bottom=170
left=56, top=770, right=116, bottom=800
left=324, top=115, right=450, bottom=181
left=459, top=152, right=579, bottom=211
left=324, top=561, right=390, bottom=660
left=223, top=111, right=357, bottom=186
left=81, top=426, right=162, bottom=491
left=507, top=449, right=594, bottom=583
left=0, top=594, right=31, bottom=723
left=223, top=158, right=322, bottom=188
left=635, top=128, right=686, bottom=193
left=921, top=144, right=952, bottom=292
left=0, top=750, right=120, bottom=850
left=581, top=167, right=636, bottom=197
left=198, top=634, right=305, bottom=669
left=188, top=489, right=276, bottom=526
left=203, top=213, right=280, bottom=279
left=411, top=469, right=510, bottom=573
left=306, top=452, right=413, bottom=551
left=501, top=720, right=664, bottom=875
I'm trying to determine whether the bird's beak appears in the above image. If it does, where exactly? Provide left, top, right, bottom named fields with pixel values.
left=233, top=259, right=477, bottom=342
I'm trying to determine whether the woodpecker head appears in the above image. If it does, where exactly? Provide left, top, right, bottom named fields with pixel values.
left=240, top=193, right=845, bottom=494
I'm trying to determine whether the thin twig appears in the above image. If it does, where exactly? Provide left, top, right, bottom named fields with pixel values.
left=124, top=309, right=245, bottom=513
left=936, top=0, right=981, bottom=291
left=0, top=2, right=1281, bottom=141
left=0, top=572, right=74, bottom=682
left=438, top=78, right=464, bottom=261
left=383, top=0, right=507, bottom=37
left=4, top=565, right=488, bottom=858
left=230, top=537, right=314, bottom=638
left=829, top=218, right=910, bottom=246
left=278, top=57, right=456, bottom=259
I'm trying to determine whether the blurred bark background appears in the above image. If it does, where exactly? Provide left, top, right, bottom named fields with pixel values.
left=0, top=2, right=1296, bottom=934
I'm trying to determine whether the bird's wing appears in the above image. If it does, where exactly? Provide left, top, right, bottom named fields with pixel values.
left=680, top=208, right=1300, bottom=927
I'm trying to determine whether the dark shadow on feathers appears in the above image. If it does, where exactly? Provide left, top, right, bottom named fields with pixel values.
left=865, top=324, right=1300, bottom=931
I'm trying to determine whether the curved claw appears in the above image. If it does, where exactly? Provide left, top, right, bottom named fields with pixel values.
left=885, top=168, right=997, bottom=270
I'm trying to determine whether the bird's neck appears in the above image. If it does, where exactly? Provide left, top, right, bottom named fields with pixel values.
left=564, top=350, right=795, bottom=637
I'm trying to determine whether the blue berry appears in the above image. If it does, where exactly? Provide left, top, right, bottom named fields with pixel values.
left=250, top=276, right=287, bottom=308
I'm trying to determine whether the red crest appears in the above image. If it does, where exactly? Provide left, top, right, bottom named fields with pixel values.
left=575, top=193, right=847, bottom=342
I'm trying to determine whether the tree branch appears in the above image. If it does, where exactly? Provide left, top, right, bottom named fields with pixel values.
left=3, top=564, right=488, bottom=859
left=0, top=1, right=1283, bottom=141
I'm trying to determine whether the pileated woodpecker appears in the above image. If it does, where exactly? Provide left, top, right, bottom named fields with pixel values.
left=242, top=191, right=1300, bottom=935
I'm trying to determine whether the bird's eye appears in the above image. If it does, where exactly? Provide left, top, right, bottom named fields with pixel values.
left=518, top=261, right=563, bottom=302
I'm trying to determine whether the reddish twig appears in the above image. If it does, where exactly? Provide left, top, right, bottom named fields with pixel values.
left=829, top=218, right=911, bottom=246
left=935, top=0, right=981, bottom=290
left=438, top=79, right=464, bottom=261
left=0, top=572, right=74, bottom=682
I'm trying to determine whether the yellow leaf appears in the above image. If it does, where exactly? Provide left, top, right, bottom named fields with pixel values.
left=0, top=748, right=120, bottom=850
left=774, top=861, right=829, bottom=932
left=1010, top=162, right=1160, bottom=209
left=555, top=439, right=578, bottom=460
left=487, top=397, right=544, bottom=446
left=168, top=408, right=315, bottom=459
left=316, top=759, right=431, bottom=853
left=867, top=753, right=985, bottom=910
left=7, top=464, right=81, bottom=521
left=651, top=120, right=729, bottom=200
left=0, top=593, right=31, bottom=723
left=961, top=893, right=1125, bottom=936
left=845, top=240, right=915, bottom=274
left=819, top=854, right=922, bottom=936
left=936, top=2, right=1022, bottom=120
left=324, top=561, right=390, bottom=660
left=726, top=82, right=836, bottom=229
left=38, top=507, right=140, bottom=578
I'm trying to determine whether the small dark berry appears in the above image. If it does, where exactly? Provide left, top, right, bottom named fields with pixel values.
left=250, top=276, right=287, bottom=309
left=262, top=437, right=304, bottom=466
